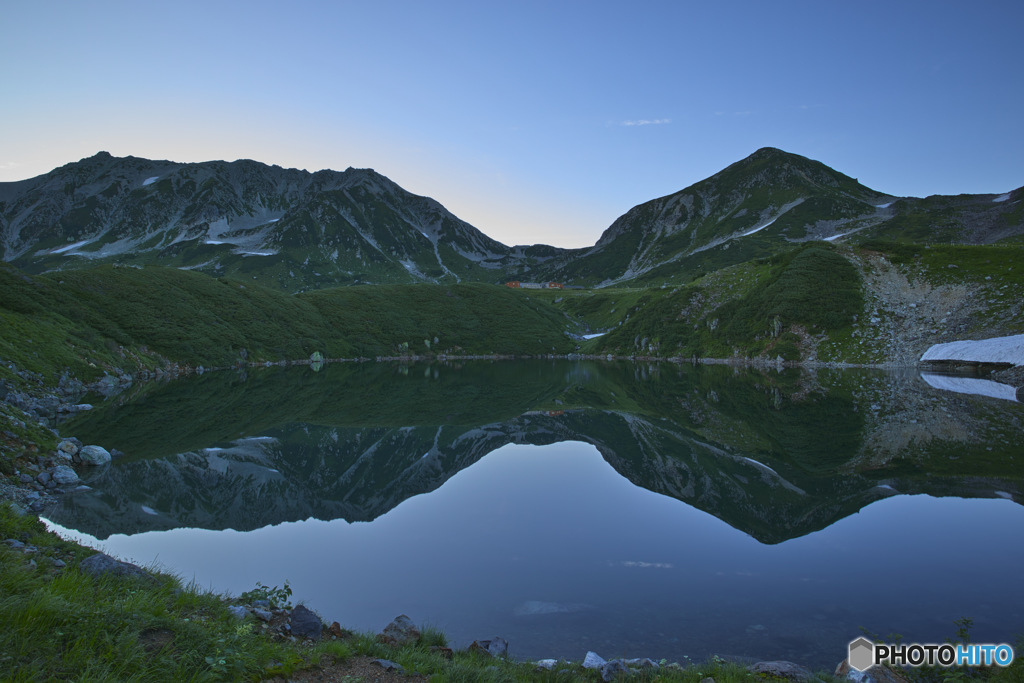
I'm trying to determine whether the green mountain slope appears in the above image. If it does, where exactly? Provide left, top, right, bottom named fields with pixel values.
left=0, top=263, right=575, bottom=385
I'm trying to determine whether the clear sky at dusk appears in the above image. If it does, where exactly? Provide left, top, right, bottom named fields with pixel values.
left=2, top=0, right=1021, bottom=248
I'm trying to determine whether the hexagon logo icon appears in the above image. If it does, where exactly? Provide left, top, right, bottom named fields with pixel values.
left=849, top=637, right=875, bottom=672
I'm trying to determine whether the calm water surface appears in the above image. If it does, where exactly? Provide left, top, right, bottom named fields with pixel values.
left=45, top=361, right=1024, bottom=668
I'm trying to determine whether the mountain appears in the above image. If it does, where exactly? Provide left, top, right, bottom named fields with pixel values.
left=0, top=152, right=566, bottom=290
left=539, top=147, right=1023, bottom=285
left=3, top=148, right=1020, bottom=290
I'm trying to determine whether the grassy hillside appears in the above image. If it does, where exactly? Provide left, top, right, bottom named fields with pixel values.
left=586, top=245, right=862, bottom=360
left=0, top=263, right=575, bottom=386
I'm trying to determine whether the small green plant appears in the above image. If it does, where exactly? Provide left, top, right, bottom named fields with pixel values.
left=239, top=581, right=293, bottom=609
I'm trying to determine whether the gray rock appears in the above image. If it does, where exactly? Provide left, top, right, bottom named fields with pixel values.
left=226, top=605, right=248, bottom=620
left=253, top=607, right=273, bottom=622
left=57, top=440, right=80, bottom=457
left=36, top=472, right=51, bottom=485
left=18, top=474, right=34, bottom=484
left=583, top=651, right=607, bottom=669
left=51, top=465, right=79, bottom=486
left=79, top=552, right=151, bottom=580
left=289, top=604, right=322, bottom=640
left=601, top=659, right=629, bottom=681
left=379, top=614, right=420, bottom=646
left=469, top=637, right=509, bottom=658
left=535, top=659, right=558, bottom=670
left=748, top=660, right=819, bottom=682
left=4, top=539, right=25, bottom=549
left=79, top=445, right=111, bottom=466
left=372, top=659, right=404, bottom=673
left=624, top=658, right=658, bottom=669
left=52, top=558, right=66, bottom=569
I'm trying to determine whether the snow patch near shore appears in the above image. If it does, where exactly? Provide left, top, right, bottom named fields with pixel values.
left=920, top=334, right=1024, bottom=366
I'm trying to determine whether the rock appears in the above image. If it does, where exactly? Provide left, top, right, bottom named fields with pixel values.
left=79, top=552, right=151, bottom=580
left=701, top=678, right=716, bottom=683
left=288, top=604, right=322, bottom=640
left=4, top=539, right=26, bottom=549
left=51, top=465, right=80, bottom=486
left=372, top=659, right=404, bottom=673
left=18, top=474, right=34, bottom=484
left=328, top=622, right=347, bottom=638
left=835, top=659, right=910, bottom=683
left=35, top=472, right=51, bottom=485
left=600, top=659, right=629, bottom=681
left=79, top=445, right=111, bottom=466
left=624, top=658, right=658, bottom=669
left=378, top=614, right=420, bottom=646
left=430, top=646, right=454, bottom=659
left=52, top=558, right=66, bottom=569
left=253, top=607, right=273, bottom=622
left=583, top=651, right=607, bottom=669
left=748, top=660, right=819, bottom=682
left=535, top=659, right=558, bottom=670
left=469, top=637, right=509, bottom=658
left=226, top=605, right=248, bottom=620
left=57, top=440, right=80, bottom=457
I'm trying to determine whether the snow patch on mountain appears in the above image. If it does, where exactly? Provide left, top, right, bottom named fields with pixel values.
left=920, top=333, right=1024, bottom=366
left=142, top=176, right=160, bottom=186
left=993, top=193, right=1011, bottom=203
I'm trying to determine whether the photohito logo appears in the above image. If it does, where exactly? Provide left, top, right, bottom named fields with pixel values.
left=848, top=637, right=1015, bottom=671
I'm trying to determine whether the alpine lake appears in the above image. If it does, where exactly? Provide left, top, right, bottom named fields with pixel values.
left=43, top=360, right=1024, bottom=670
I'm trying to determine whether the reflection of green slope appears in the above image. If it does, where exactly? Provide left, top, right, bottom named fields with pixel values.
left=50, top=361, right=1024, bottom=543
left=62, top=361, right=572, bottom=459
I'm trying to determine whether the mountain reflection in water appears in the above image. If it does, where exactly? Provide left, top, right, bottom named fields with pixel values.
left=46, top=361, right=1024, bottom=668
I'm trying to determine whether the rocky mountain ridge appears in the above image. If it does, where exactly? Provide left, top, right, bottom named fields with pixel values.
left=3, top=148, right=1020, bottom=290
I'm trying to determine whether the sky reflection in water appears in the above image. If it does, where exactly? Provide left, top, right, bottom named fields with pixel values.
left=49, top=439, right=1024, bottom=669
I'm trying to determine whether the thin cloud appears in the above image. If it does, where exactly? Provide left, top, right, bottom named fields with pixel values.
left=620, top=118, right=671, bottom=127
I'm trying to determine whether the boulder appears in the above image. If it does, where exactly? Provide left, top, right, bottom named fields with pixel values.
left=378, top=614, right=420, bottom=646
left=600, top=659, right=630, bottom=682
left=51, top=465, right=80, bottom=486
left=469, top=637, right=509, bottom=658
left=749, top=661, right=819, bottom=682
left=583, top=651, right=607, bottom=669
left=289, top=604, right=322, bottom=640
left=57, top=440, right=80, bottom=457
left=79, top=552, right=151, bottom=580
left=79, top=445, right=111, bottom=466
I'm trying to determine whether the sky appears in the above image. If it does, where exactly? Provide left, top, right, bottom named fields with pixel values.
left=2, top=0, right=1022, bottom=248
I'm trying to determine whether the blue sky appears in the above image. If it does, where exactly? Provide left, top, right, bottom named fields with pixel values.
left=2, top=0, right=1022, bottom=248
